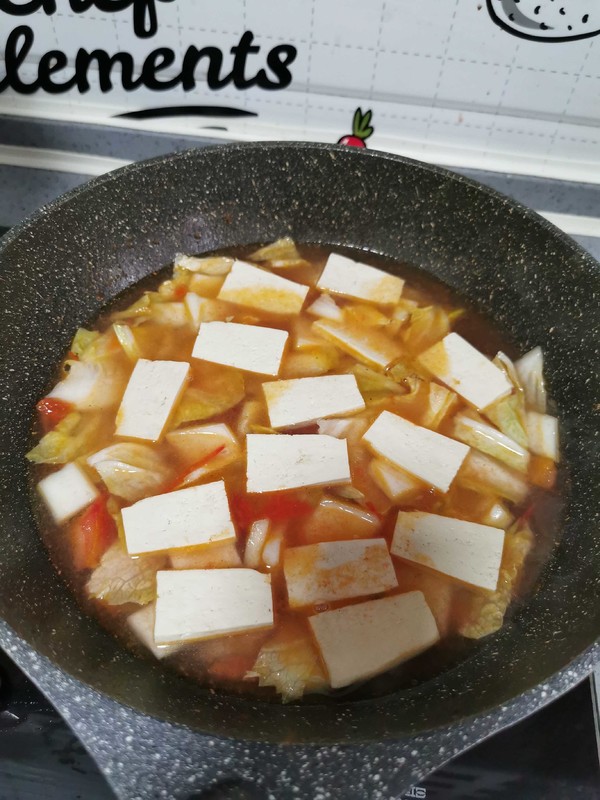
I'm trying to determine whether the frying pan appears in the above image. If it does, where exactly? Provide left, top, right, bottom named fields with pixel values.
left=0, top=143, right=599, bottom=798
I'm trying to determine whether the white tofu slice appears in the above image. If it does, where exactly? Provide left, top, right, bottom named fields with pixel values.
left=317, top=253, right=404, bottom=306
left=263, top=374, right=365, bottom=429
left=37, top=462, right=99, bottom=524
left=217, top=259, right=309, bottom=315
left=309, top=591, right=439, bottom=688
left=116, top=359, right=190, bottom=442
left=154, top=568, right=273, bottom=645
left=363, top=411, right=469, bottom=493
left=122, top=480, right=235, bottom=555
left=302, top=496, right=380, bottom=543
left=391, top=510, right=505, bottom=591
left=184, top=293, right=230, bottom=328
left=418, top=333, right=512, bottom=411
left=166, top=422, right=239, bottom=465
left=127, top=603, right=181, bottom=660
left=368, top=458, right=424, bottom=502
left=525, top=411, right=559, bottom=461
left=192, top=321, right=288, bottom=376
left=48, top=361, right=115, bottom=410
left=313, top=319, right=402, bottom=369
left=284, top=539, right=397, bottom=608
left=246, top=434, right=350, bottom=493
left=306, top=293, right=343, bottom=321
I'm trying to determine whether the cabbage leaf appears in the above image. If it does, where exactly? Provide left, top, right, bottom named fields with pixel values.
left=87, top=443, right=171, bottom=502
left=87, top=542, right=166, bottom=606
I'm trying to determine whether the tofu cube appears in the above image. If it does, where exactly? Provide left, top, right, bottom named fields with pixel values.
left=309, top=591, right=439, bottom=688
left=263, top=374, right=365, bottom=429
left=317, top=253, right=404, bottom=305
left=154, top=568, right=273, bottom=644
left=127, top=603, right=181, bottom=660
left=284, top=539, right=397, bottom=607
left=391, top=510, right=505, bottom=591
left=37, top=462, right=99, bottom=524
left=246, top=434, right=351, bottom=493
left=217, top=259, right=309, bottom=315
left=313, top=319, right=402, bottom=369
left=122, top=480, right=235, bottom=555
left=418, top=333, right=512, bottom=410
left=116, top=359, right=190, bottom=442
left=363, top=411, right=469, bottom=493
left=192, top=321, right=288, bottom=376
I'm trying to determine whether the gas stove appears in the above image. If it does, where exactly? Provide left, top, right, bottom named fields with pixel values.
left=1, top=645, right=598, bottom=800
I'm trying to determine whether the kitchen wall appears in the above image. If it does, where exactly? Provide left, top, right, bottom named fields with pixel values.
left=0, top=0, right=598, bottom=181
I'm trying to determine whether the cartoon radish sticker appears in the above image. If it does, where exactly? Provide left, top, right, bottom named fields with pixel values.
left=338, top=108, right=374, bottom=148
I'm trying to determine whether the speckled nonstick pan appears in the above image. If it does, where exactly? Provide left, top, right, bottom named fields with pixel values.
left=0, top=143, right=598, bottom=790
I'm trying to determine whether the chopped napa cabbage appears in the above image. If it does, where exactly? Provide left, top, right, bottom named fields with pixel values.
left=282, top=345, right=340, bottom=378
left=110, top=294, right=152, bottom=322
left=70, top=327, right=100, bottom=358
left=306, top=293, right=343, bottom=322
left=402, top=306, right=450, bottom=354
left=385, top=358, right=427, bottom=390
left=174, top=254, right=233, bottom=276
left=87, top=541, right=166, bottom=606
left=460, top=522, right=534, bottom=639
left=515, top=346, right=547, bottom=413
left=457, top=450, right=529, bottom=504
left=261, top=531, right=283, bottom=568
left=525, top=411, right=559, bottom=462
left=147, top=301, right=189, bottom=327
left=485, top=352, right=529, bottom=449
left=248, top=237, right=308, bottom=269
left=343, top=304, right=390, bottom=328
left=244, top=519, right=270, bottom=568
left=351, top=364, right=404, bottom=404
left=26, top=412, right=101, bottom=464
left=172, top=373, right=245, bottom=427
left=420, top=382, right=459, bottom=430
left=237, top=399, right=267, bottom=436
left=452, top=412, right=530, bottom=473
left=87, top=443, right=170, bottom=502
left=246, top=623, right=328, bottom=702
left=112, top=323, right=140, bottom=360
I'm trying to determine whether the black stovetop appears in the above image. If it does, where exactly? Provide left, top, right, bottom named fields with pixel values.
left=1, top=645, right=598, bottom=800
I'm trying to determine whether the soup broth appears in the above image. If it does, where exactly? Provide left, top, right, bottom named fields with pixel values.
left=28, top=240, right=562, bottom=703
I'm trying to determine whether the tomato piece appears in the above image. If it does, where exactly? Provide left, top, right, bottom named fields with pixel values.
left=232, top=492, right=313, bottom=528
left=71, top=497, right=117, bottom=571
left=173, top=284, right=188, bottom=300
left=36, top=397, right=73, bottom=433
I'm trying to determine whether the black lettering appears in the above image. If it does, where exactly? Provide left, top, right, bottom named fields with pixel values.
left=74, top=48, right=140, bottom=92
left=0, top=25, right=37, bottom=93
left=229, top=30, right=260, bottom=89
left=36, top=49, right=78, bottom=92
left=181, top=45, right=229, bottom=90
left=139, top=47, right=179, bottom=89
left=0, top=1, right=46, bottom=14
left=262, top=44, right=296, bottom=89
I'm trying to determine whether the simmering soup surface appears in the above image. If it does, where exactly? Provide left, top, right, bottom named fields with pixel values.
left=28, top=240, right=561, bottom=702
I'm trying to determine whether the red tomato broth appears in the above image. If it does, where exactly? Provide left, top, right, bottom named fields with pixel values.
left=27, top=243, right=564, bottom=703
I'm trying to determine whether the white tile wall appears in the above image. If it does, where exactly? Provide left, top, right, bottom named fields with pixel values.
left=0, top=1, right=598, bottom=180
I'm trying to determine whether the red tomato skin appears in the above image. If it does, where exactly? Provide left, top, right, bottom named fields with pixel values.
left=71, top=497, right=117, bottom=571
